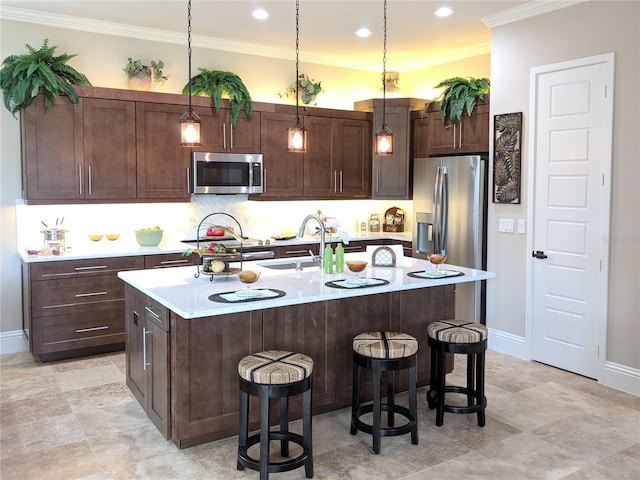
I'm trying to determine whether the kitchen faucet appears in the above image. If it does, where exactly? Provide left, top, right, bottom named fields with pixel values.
left=298, top=214, right=326, bottom=268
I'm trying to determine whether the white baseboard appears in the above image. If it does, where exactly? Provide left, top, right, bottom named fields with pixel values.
left=600, top=361, right=640, bottom=397
left=487, top=327, right=529, bottom=360
left=0, top=330, right=29, bottom=355
left=488, top=326, right=639, bottom=397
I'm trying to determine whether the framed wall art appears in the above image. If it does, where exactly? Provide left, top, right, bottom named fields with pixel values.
left=493, top=112, right=523, bottom=204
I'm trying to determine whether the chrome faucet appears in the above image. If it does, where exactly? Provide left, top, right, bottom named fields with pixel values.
left=298, top=214, right=326, bottom=268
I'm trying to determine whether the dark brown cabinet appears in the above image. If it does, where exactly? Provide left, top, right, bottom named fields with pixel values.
left=143, top=252, right=196, bottom=269
left=136, top=103, right=191, bottom=200
left=125, top=286, right=170, bottom=438
left=415, top=97, right=490, bottom=157
left=25, top=256, right=144, bottom=360
left=192, top=106, right=261, bottom=154
left=21, top=95, right=136, bottom=201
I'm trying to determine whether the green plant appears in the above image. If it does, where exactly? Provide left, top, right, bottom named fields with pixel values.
left=425, top=76, right=490, bottom=126
left=183, top=69, right=253, bottom=130
left=123, top=58, right=168, bottom=82
left=0, top=38, right=91, bottom=117
left=279, top=73, right=322, bottom=106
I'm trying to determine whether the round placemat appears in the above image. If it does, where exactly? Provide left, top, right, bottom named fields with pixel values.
left=209, top=289, right=286, bottom=303
left=325, top=278, right=390, bottom=289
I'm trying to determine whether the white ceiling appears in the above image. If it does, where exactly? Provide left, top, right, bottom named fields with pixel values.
left=1, top=1, right=568, bottom=72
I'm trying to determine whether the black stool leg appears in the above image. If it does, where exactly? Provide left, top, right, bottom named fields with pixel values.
left=350, top=362, right=360, bottom=435
left=387, top=370, right=395, bottom=428
left=303, top=383, right=314, bottom=478
left=476, top=351, right=486, bottom=427
left=427, top=343, right=438, bottom=409
left=237, top=388, right=249, bottom=471
left=435, top=350, right=446, bottom=427
left=372, top=362, right=381, bottom=454
left=409, top=363, right=418, bottom=445
left=466, top=353, right=476, bottom=407
left=280, top=395, right=289, bottom=457
left=259, top=385, right=270, bottom=480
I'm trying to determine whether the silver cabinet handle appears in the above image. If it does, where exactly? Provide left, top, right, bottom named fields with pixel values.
left=74, top=265, right=108, bottom=271
left=78, top=165, right=83, bottom=196
left=333, top=170, right=337, bottom=193
left=339, top=170, right=343, bottom=193
left=144, top=305, right=161, bottom=320
left=75, top=291, right=108, bottom=298
left=143, top=327, right=151, bottom=371
left=458, top=120, right=463, bottom=148
left=76, top=325, right=109, bottom=333
left=186, top=167, right=190, bottom=194
left=263, top=167, right=267, bottom=192
left=376, top=169, right=380, bottom=193
left=158, top=259, right=190, bottom=266
left=230, top=123, right=234, bottom=150
left=222, top=123, right=227, bottom=150
left=452, top=124, right=457, bottom=149
left=88, top=165, right=92, bottom=196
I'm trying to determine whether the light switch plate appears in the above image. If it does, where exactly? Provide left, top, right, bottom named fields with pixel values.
left=518, top=219, right=526, bottom=234
left=499, top=218, right=515, bottom=233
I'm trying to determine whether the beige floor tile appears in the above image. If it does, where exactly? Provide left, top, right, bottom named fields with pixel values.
left=74, top=399, right=149, bottom=438
left=0, top=351, right=34, bottom=367
left=0, top=391, right=72, bottom=426
left=0, top=362, right=62, bottom=403
left=54, top=363, right=125, bottom=392
left=64, top=381, right=135, bottom=412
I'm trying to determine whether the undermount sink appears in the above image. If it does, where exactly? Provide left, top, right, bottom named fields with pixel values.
left=257, top=258, right=321, bottom=270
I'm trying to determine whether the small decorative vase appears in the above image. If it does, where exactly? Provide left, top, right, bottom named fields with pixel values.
left=128, top=75, right=152, bottom=91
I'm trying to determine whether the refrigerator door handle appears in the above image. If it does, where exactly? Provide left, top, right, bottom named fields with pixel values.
left=441, top=166, right=449, bottom=254
left=433, top=166, right=443, bottom=253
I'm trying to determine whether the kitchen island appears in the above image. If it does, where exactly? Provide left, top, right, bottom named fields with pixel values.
left=118, top=253, right=494, bottom=448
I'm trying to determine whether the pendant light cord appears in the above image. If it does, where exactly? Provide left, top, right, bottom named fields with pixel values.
left=382, top=0, right=387, bottom=128
left=187, top=0, right=193, bottom=112
left=295, top=0, right=301, bottom=125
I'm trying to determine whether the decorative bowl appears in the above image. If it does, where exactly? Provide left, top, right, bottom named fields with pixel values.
left=346, top=260, right=368, bottom=273
left=106, top=233, right=120, bottom=241
left=88, top=234, right=103, bottom=242
left=135, top=229, right=163, bottom=246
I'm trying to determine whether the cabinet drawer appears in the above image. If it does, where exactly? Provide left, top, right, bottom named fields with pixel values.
left=144, top=253, right=194, bottom=269
left=144, top=296, right=169, bottom=331
left=274, top=244, right=320, bottom=258
left=32, top=309, right=125, bottom=354
left=32, top=275, right=124, bottom=317
left=30, top=256, right=144, bottom=280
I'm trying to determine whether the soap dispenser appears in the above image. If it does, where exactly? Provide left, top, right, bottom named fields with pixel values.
left=324, top=243, right=334, bottom=274
left=335, top=242, right=344, bottom=273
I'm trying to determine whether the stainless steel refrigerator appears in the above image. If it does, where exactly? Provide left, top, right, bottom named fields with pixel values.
left=412, top=155, right=488, bottom=324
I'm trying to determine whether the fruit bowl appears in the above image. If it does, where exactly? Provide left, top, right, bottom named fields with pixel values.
left=106, top=233, right=120, bottom=241
left=346, top=260, right=368, bottom=273
left=88, top=234, right=103, bottom=242
left=135, top=229, right=163, bottom=246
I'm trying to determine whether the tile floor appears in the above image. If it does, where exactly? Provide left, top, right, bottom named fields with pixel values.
left=1, top=349, right=638, bottom=480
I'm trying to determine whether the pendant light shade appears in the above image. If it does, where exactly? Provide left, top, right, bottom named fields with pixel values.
left=375, top=0, right=393, bottom=156
left=180, top=0, right=201, bottom=147
left=288, top=0, right=307, bottom=153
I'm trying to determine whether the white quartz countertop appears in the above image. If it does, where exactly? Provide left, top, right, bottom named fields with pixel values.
left=117, top=253, right=495, bottom=319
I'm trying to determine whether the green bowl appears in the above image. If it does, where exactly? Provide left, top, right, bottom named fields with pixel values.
left=135, top=229, right=163, bottom=246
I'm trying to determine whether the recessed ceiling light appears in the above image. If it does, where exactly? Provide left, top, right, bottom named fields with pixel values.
left=252, top=9, right=269, bottom=20
left=435, top=7, right=453, bottom=17
left=356, top=28, right=372, bottom=38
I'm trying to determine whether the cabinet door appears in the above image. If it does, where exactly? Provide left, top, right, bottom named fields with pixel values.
left=303, top=116, right=334, bottom=197
left=229, top=111, right=261, bottom=153
left=333, top=118, right=371, bottom=197
left=21, top=95, right=84, bottom=200
left=192, top=106, right=260, bottom=153
left=412, top=114, right=429, bottom=159
left=83, top=98, right=136, bottom=199
left=372, top=105, right=411, bottom=199
left=274, top=243, right=320, bottom=258
left=125, top=286, right=147, bottom=407
left=263, top=302, right=337, bottom=413
left=145, top=314, right=170, bottom=438
left=459, top=102, right=490, bottom=153
left=136, top=103, right=191, bottom=200
left=144, top=253, right=195, bottom=269
left=259, top=112, right=304, bottom=198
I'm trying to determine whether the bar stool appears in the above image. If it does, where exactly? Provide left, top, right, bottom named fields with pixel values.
left=351, top=331, right=418, bottom=454
left=237, top=350, right=314, bottom=480
left=426, top=320, right=488, bottom=427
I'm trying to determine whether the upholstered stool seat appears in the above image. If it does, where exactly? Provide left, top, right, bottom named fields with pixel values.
left=426, top=320, right=488, bottom=427
left=351, top=332, right=419, bottom=454
left=237, top=350, right=314, bottom=480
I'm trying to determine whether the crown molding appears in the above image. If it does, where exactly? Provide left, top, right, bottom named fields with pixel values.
left=483, top=0, right=589, bottom=28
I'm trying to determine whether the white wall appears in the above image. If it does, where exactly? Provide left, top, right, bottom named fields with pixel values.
left=487, top=1, right=640, bottom=371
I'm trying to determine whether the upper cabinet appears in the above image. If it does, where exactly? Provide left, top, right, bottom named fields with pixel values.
left=21, top=95, right=136, bottom=201
left=192, top=106, right=261, bottom=154
left=355, top=98, right=426, bottom=200
left=414, top=95, right=490, bottom=157
left=256, top=107, right=371, bottom=200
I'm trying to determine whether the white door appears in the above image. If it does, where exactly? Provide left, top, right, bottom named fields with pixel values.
left=529, top=53, right=614, bottom=379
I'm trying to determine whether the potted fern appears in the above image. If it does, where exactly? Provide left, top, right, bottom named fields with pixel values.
left=183, top=68, right=253, bottom=129
left=423, top=76, right=490, bottom=126
left=0, top=38, right=91, bottom=117
left=123, top=57, right=168, bottom=90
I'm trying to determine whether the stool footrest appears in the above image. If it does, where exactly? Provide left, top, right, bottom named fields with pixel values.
left=238, top=431, right=311, bottom=474
left=352, top=403, right=417, bottom=438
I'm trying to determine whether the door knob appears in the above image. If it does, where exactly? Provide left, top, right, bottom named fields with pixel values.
left=532, top=250, right=548, bottom=259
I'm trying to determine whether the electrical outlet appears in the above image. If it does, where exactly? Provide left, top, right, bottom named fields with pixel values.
left=518, top=219, right=526, bottom=234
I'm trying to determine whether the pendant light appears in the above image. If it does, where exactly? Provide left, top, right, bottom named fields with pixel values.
left=375, top=0, right=393, bottom=155
left=179, top=0, right=201, bottom=147
left=287, top=0, right=307, bottom=153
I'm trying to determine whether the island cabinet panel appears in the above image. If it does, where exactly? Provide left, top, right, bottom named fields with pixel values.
left=125, top=286, right=170, bottom=438
left=263, top=302, right=337, bottom=416
left=334, top=293, right=394, bottom=405
left=135, top=103, right=191, bottom=200
left=170, top=310, right=263, bottom=448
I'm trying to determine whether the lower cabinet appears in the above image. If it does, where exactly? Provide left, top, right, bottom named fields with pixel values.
left=125, top=286, right=170, bottom=438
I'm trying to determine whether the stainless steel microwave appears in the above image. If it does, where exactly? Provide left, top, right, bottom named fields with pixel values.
left=191, top=152, right=263, bottom=195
